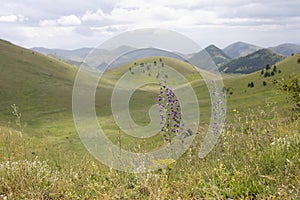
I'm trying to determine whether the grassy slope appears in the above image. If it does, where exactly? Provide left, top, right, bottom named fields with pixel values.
left=0, top=39, right=85, bottom=156
left=0, top=39, right=77, bottom=124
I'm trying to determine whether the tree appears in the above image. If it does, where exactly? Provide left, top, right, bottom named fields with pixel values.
left=266, top=64, right=271, bottom=70
left=263, top=81, right=267, bottom=86
left=261, top=69, right=264, bottom=75
left=271, top=71, right=275, bottom=76
left=273, top=65, right=277, bottom=72
left=297, top=58, right=300, bottom=64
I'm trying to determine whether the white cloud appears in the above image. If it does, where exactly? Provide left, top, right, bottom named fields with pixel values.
left=57, top=14, right=81, bottom=26
left=0, top=14, right=26, bottom=22
left=40, top=14, right=81, bottom=27
left=39, top=19, right=57, bottom=27
left=0, top=14, right=18, bottom=22
left=81, top=10, right=106, bottom=21
left=79, top=6, right=218, bottom=28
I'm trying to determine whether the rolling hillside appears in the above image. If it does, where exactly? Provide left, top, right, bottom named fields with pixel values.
left=2, top=39, right=298, bottom=128
left=2, top=39, right=300, bottom=143
left=220, top=49, right=285, bottom=74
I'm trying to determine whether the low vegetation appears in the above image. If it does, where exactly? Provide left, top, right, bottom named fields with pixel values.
left=0, top=104, right=299, bottom=199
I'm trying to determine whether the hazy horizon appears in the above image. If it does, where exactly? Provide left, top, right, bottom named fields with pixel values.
left=23, top=40, right=300, bottom=52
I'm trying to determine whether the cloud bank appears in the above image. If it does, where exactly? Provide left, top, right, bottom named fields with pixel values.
left=0, top=0, right=299, bottom=49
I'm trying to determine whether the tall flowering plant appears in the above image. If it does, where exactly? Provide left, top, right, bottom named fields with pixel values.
left=157, top=74, right=184, bottom=143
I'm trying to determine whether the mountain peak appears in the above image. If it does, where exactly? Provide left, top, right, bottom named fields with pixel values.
left=189, top=44, right=232, bottom=69
left=223, top=42, right=262, bottom=58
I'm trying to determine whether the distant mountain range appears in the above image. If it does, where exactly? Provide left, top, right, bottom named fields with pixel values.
left=31, top=41, right=300, bottom=74
left=31, top=47, right=93, bottom=62
left=268, top=43, right=300, bottom=57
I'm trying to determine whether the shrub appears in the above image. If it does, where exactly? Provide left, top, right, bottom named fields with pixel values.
left=277, top=76, right=300, bottom=119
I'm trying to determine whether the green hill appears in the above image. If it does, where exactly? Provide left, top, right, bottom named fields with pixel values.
left=220, top=49, right=285, bottom=74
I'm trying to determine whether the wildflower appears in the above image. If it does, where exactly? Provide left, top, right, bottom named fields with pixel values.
left=0, top=194, right=7, bottom=200
left=157, top=70, right=183, bottom=143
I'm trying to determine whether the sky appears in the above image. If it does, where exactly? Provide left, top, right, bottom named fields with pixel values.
left=0, top=0, right=299, bottom=50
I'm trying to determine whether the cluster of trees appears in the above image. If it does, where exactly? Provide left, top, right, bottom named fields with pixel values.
left=261, top=64, right=281, bottom=78
left=129, top=58, right=164, bottom=76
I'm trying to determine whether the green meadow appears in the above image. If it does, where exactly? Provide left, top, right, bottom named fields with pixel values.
left=0, top=39, right=299, bottom=199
